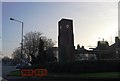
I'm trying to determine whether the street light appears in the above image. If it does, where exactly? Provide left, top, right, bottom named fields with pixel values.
left=10, top=17, right=24, bottom=69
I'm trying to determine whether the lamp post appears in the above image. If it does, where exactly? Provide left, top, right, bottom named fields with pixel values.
left=10, top=18, right=23, bottom=69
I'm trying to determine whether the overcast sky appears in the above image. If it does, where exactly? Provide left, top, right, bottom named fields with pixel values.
left=2, top=2, right=118, bottom=57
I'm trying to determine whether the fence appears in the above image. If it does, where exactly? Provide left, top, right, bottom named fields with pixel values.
left=21, top=69, right=48, bottom=76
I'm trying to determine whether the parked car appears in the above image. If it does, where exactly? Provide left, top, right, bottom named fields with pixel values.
left=16, top=62, right=31, bottom=69
left=16, top=64, right=21, bottom=69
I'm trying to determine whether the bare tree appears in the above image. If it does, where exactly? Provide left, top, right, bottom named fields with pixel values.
left=23, top=31, right=55, bottom=65
left=23, top=31, right=42, bottom=63
left=11, top=47, right=21, bottom=65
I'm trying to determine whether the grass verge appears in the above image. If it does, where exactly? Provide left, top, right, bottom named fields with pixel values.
left=7, top=70, right=20, bottom=76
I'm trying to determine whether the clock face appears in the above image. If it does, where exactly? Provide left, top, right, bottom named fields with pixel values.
left=66, top=25, right=69, bottom=29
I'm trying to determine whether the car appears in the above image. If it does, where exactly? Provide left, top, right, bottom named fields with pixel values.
left=16, top=62, right=31, bottom=70
left=16, top=64, right=21, bottom=69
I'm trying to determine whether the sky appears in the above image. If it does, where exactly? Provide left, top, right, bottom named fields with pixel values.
left=2, top=2, right=118, bottom=57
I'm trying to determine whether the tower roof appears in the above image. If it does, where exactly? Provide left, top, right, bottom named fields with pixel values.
left=59, top=18, right=73, bottom=23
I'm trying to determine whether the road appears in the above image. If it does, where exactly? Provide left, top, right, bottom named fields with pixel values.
left=2, top=65, right=16, bottom=77
left=4, top=78, right=120, bottom=81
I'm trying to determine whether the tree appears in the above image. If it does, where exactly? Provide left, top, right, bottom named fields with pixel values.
left=37, top=38, right=46, bottom=65
left=2, top=56, right=11, bottom=65
left=23, top=31, right=42, bottom=65
left=23, top=31, right=55, bottom=66
left=11, top=47, right=22, bottom=65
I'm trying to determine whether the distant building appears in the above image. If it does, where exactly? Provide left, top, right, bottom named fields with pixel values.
left=57, top=18, right=119, bottom=62
left=109, top=37, right=120, bottom=60
left=93, top=39, right=111, bottom=60
left=93, top=37, right=120, bottom=60
left=58, top=19, right=75, bottom=63
left=75, top=45, right=97, bottom=61
left=75, top=37, right=120, bottom=61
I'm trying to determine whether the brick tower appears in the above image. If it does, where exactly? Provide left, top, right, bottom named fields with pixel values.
left=58, top=18, right=75, bottom=63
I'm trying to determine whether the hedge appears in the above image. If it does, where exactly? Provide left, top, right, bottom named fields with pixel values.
left=46, top=60, right=120, bottom=73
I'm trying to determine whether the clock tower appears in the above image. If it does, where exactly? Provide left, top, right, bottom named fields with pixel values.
left=58, top=18, right=75, bottom=63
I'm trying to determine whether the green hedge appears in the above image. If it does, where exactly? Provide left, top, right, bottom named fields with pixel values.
left=46, top=60, right=120, bottom=73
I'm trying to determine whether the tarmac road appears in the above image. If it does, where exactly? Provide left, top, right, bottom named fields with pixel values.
left=2, top=65, right=16, bottom=77
left=4, top=76, right=120, bottom=81
left=5, top=78, right=120, bottom=81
